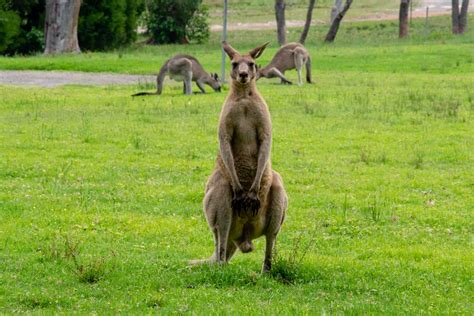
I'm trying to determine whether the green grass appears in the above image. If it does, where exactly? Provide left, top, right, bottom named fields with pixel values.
left=1, top=14, right=474, bottom=314
left=204, top=0, right=403, bottom=25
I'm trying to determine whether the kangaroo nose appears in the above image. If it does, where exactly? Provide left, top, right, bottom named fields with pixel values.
left=240, top=72, right=248, bottom=79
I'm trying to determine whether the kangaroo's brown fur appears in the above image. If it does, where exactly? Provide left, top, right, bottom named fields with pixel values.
left=132, top=54, right=221, bottom=96
left=190, top=41, right=288, bottom=272
left=258, top=42, right=312, bottom=86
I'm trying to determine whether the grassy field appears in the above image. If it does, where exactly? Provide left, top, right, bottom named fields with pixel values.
left=1, top=16, right=474, bottom=314
left=1, top=15, right=473, bottom=75
left=204, top=0, right=404, bottom=24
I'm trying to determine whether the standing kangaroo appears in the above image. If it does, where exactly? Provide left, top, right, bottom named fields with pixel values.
left=190, top=41, right=288, bottom=272
left=257, top=42, right=312, bottom=86
left=132, top=54, right=221, bottom=96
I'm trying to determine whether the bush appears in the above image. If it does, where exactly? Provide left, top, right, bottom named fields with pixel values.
left=146, top=0, right=208, bottom=44
left=0, top=9, right=21, bottom=53
left=79, top=0, right=141, bottom=51
left=186, top=4, right=210, bottom=44
left=0, top=0, right=45, bottom=55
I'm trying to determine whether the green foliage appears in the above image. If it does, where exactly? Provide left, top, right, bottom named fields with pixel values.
left=79, top=0, right=140, bottom=51
left=0, top=8, right=20, bottom=53
left=0, top=0, right=44, bottom=55
left=146, top=0, right=205, bottom=44
left=186, top=4, right=210, bottom=44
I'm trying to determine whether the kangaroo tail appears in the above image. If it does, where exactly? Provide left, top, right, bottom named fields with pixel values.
left=131, top=92, right=158, bottom=97
left=132, top=60, right=169, bottom=97
left=305, top=55, right=312, bottom=83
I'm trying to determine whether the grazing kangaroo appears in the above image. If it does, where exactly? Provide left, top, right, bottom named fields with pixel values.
left=257, top=42, right=312, bottom=86
left=190, top=41, right=288, bottom=272
left=132, top=54, right=221, bottom=96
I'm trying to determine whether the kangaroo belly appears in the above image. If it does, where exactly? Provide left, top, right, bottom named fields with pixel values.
left=234, top=154, right=257, bottom=189
left=169, top=74, right=185, bottom=81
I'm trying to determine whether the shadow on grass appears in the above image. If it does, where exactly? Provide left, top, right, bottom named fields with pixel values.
left=179, top=260, right=321, bottom=288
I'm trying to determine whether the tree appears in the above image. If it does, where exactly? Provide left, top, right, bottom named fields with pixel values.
left=0, top=3, right=21, bottom=53
left=78, top=0, right=140, bottom=51
left=44, top=0, right=81, bottom=54
left=0, top=0, right=45, bottom=55
left=452, top=0, right=470, bottom=34
left=299, top=0, right=316, bottom=44
left=330, top=0, right=343, bottom=23
left=146, top=0, right=203, bottom=44
left=399, top=0, right=410, bottom=38
left=275, top=0, right=286, bottom=46
left=324, top=0, right=352, bottom=42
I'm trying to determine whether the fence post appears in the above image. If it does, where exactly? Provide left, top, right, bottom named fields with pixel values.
left=425, top=6, right=429, bottom=35
left=221, top=0, right=228, bottom=83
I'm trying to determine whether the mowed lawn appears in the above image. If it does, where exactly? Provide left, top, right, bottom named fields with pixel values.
left=1, top=17, right=473, bottom=313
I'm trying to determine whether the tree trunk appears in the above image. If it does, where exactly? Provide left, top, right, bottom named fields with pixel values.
left=325, top=0, right=353, bottom=42
left=44, top=0, right=81, bottom=54
left=399, top=0, right=410, bottom=38
left=452, top=0, right=470, bottom=34
left=452, top=0, right=461, bottom=34
left=299, top=0, right=316, bottom=44
left=275, top=0, right=286, bottom=46
left=459, top=0, right=470, bottom=34
left=330, top=0, right=343, bottom=24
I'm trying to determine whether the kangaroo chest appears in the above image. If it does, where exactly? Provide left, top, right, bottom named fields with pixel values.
left=228, top=101, right=264, bottom=187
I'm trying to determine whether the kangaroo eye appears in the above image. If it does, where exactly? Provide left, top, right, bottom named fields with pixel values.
left=232, top=62, right=238, bottom=69
left=249, top=62, right=255, bottom=68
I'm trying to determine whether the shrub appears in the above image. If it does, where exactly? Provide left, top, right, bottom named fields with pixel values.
left=0, top=9, right=21, bottom=53
left=186, top=4, right=210, bottom=44
left=0, top=0, right=45, bottom=55
left=79, top=0, right=141, bottom=51
left=146, top=0, right=207, bottom=44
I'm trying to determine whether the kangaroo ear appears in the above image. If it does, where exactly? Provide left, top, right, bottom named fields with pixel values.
left=222, top=41, right=239, bottom=60
left=214, top=73, right=219, bottom=80
left=248, top=42, right=269, bottom=59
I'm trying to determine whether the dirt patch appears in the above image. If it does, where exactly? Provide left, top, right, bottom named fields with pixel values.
left=0, top=70, right=155, bottom=87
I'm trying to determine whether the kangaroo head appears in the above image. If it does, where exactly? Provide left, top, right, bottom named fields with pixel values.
left=222, top=41, right=269, bottom=85
left=208, top=72, right=221, bottom=92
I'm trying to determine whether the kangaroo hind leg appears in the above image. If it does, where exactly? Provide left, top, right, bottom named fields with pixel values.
left=262, top=171, right=288, bottom=272
left=201, top=171, right=233, bottom=264
left=294, top=52, right=305, bottom=86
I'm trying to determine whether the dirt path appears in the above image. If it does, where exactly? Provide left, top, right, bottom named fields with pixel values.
left=0, top=70, right=156, bottom=87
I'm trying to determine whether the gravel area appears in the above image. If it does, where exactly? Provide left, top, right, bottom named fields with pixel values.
left=0, top=70, right=156, bottom=87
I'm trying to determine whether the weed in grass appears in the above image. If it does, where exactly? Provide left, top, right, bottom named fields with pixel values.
left=145, top=293, right=165, bottom=309
left=411, top=151, right=424, bottom=169
left=38, top=235, right=115, bottom=284
left=377, top=151, right=388, bottom=164
left=360, top=147, right=370, bottom=165
left=342, top=194, right=349, bottom=222
left=270, top=230, right=318, bottom=285
left=363, top=194, right=383, bottom=222
left=131, top=134, right=148, bottom=150
left=80, top=113, right=92, bottom=143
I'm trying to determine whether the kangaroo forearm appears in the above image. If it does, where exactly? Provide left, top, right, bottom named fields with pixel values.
left=269, top=68, right=287, bottom=81
left=251, top=140, right=271, bottom=190
left=219, top=141, right=242, bottom=190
